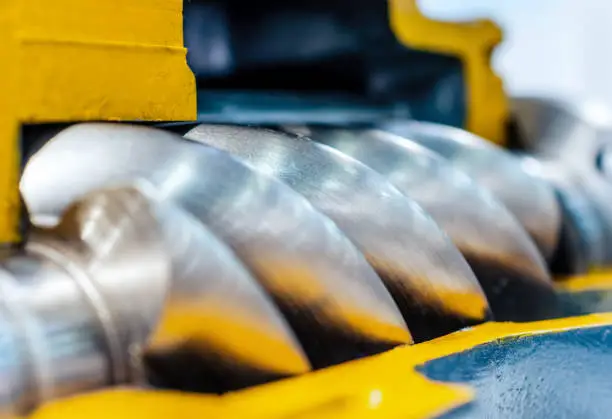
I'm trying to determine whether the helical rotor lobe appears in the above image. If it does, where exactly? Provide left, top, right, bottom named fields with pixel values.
left=21, top=123, right=411, bottom=372
left=10, top=115, right=587, bottom=412
left=285, top=125, right=560, bottom=321
left=383, top=120, right=562, bottom=265
left=0, top=186, right=170, bottom=416
left=512, top=97, right=612, bottom=272
left=185, top=124, right=492, bottom=342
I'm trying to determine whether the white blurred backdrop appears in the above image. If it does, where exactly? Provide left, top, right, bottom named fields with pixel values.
left=419, top=0, right=612, bottom=106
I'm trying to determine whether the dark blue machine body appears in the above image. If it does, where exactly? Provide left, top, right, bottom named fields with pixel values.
left=420, top=326, right=612, bottom=418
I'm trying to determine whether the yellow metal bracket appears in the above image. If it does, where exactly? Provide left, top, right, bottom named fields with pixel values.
left=0, top=0, right=197, bottom=243
left=388, top=0, right=509, bottom=146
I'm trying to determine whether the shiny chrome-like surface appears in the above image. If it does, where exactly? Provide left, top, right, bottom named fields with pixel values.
left=0, top=303, right=25, bottom=418
left=383, top=120, right=562, bottom=264
left=185, top=124, right=492, bottom=343
left=0, top=187, right=170, bottom=417
left=134, top=183, right=310, bottom=391
left=511, top=97, right=612, bottom=160
left=289, top=126, right=559, bottom=321
left=519, top=154, right=605, bottom=274
left=512, top=97, right=612, bottom=270
left=0, top=260, right=110, bottom=418
left=22, top=180, right=308, bottom=394
left=22, top=123, right=410, bottom=370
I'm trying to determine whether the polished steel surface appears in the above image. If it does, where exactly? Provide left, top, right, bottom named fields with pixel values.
left=30, top=186, right=169, bottom=387
left=22, top=123, right=410, bottom=370
left=0, top=303, right=24, bottom=419
left=511, top=97, right=612, bottom=160
left=598, top=144, right=612, bottom=181
left=0, top=255, right=111, bottom=415
left=35, top=185, right=171, bottom=360
left=185, top=124, right=492, bottom=343
left=0, top=187, right=169, bottom=416
left=289, top=126, right=559, bottom=321
left=132, top=182, right=311, bottom=390
left=512, top=97, right=612, bottom=269
left=21, top=180, right=308, bottom=395
left=519, top=154, right=605, bottom=274
left=383, top=121, right=561, bottom=264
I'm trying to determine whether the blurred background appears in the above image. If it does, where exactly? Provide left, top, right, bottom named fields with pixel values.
left=420, top=0, right=611, bottom=106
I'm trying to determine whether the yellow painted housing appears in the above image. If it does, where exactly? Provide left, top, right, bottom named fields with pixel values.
left=389, top=0, right=509, bottom=146
left=30, top=312, right=612, bottom=419
left=0, top=0, right=196, bottom=243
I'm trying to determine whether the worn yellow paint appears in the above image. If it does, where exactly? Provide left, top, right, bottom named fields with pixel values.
left=556, top=270, right=612, bottom=293
left=388, top=0, right=509, bottom=146
left=0, top=0, right=196, bottom=243
left=30, top=313, right=612, bottom=419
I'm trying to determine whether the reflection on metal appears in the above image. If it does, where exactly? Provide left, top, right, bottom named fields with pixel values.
left=517, top=155, right=603, bottom=274
left=290, top=126, right=560, bottom=321
left=0, top=187, right=170, bottom=417
left=597, top=144, right=612, bottom=181
left=134, top=184, right=310, bottom=392
left=185, top=124, right=492, bottom=343
left=512, top=97, right=612, bottom=271
left=384, top=120, right=561, bottom=264
left=510, top=97, right=612, bottom=160
left=8, top=182, right=309, bottom=411
left=22, top=123, right=410, bottom=371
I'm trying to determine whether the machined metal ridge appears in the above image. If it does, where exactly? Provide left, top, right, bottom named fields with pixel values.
left=21, top=123, right=410, bottom=370
left=288, top=125, right=560, bottom=321
left=185, top=124, right=492, bottom=342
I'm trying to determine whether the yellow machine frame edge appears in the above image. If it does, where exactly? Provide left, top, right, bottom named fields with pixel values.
left=389, top=0, right=509, bottom=146
left=0, top=0, right=197, bottom=243
left=30, top=313, right=612, bottom=419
